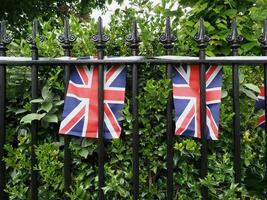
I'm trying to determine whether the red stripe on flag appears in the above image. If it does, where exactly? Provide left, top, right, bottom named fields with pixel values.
left=67, top=83, right=91, bottom=99
left=106, top=65, right=120, bottom=82
left=188, top=65, right=200, bottom=86
left=59, top=106, right=85, bottom=134
left=259, top=84, right=265, bottom=98
left=206, top=90, right=221, bottom=103
left=85, top=66, right=99, bottom=138
left=173, top=86, right=197, bottom=98
left=206, top=107, right=219, bottom=139
left=258, top=114, right=265, bottom=126
left=175, top=106, right=195, bottom=136
left=104, top=89, right=125, bottom=101
left=206, top=65, right=217, bottom=81
left=104, top=103, right=121, bottom=137
left=77, top=65, right=89, bottom=85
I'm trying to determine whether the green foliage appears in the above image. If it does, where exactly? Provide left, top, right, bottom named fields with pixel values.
left=20, top=85, right=63, bottom=128
left=0, top=0, right=120, bottom=36
left=3, top=0, right=267, bottom=199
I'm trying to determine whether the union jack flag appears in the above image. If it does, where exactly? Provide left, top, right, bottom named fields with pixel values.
left=59, top=58, right=126, bottom=139
left=255, top=84, right=265, bottom=129
left=173, top=64, right=222, bottom=140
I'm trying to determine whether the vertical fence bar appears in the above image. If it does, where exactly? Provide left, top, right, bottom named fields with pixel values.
left=259, top=19, right=267, bottom=195
left=26, top=19, right=41, bottom=200
left=160, top=17, right=177, bottom=200
left=126, top=21, right=141, bottom=200
left=0, top=20, right=11, bottom=200
left=194, top=18, right=210, bottom=200
left=226, top=19, right=243, bottom=198
left=92, top=17, right=109, bottom=200
left=58, top=16, right=76, bottom=195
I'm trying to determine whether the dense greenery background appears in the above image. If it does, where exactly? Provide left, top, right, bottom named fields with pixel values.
left=3, top=0, right=267, bottom=199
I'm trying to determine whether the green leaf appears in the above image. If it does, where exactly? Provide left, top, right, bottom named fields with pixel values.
left=41, top=119, right=49, bottom=129
left=239, top=72, right=245, bottom=84
left=41, top=102, right=53, bottom=113
left=41, top=86, right=51, bottom=99
left=221, top=90, right=228, bottom=98
left=42, top=114, right=58, bottom=123
left=244, top=83, right=260, bottom=93
left=30, top=98, right=44, bottom=103
left=54, top=100, right=64, bottom=106
left=79, top=149, right=89, bottom=158
left=20, top=113, right=46, bottom=124
left=241, top=42, right=257, bottom=53
left=15, top=109, right=28, bottom=115
left=240, top=87, right=258, bottom=100
left=224, top=9, right=237, bottom=17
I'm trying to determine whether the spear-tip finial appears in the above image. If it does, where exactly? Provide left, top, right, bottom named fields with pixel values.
left=0, top=20, right=12, bottom=46
left=58, top=16, right=76, bottom=45
left=258, top=19, right=267, bottom=49
left=27, top=19, right=43, bottom=45
left=92, top=16, right=109, bottom=48
left=126, top=20, right=141, bottom=49
left=32, top=19, right=39, bottom=38
left=226, top=19, right=243, bottom=48
left=160, top=17, right=177, bottom=49
left=194, top=17, right=210, bottom=46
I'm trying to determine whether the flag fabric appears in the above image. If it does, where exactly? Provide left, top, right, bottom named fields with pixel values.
left=59, top=57, right=126, bottom=139
left=173, top=64, right=223, bottom=140
left=255, top=84, right=265, bottom=129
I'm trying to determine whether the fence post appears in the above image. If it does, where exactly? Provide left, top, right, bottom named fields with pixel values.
left=58, top=16, right=76, bottom=196
left=92, top=17, right=109, bottom=200
left=126, top=20, right=141, bottom=200
left=226, top=19, right=243, bottom=198
left=0, top=20, right=11, bottom=200
left=160, top=17, right=177, bottom=200
left=194, top=17, right=210, bottom=200
left=26, top=19, right=42, bottom=200
left=258, top=19, right=267, bottom=196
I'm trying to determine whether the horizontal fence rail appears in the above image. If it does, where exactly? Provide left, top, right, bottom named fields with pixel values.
left=2, top=56, right=267, bottom=65
left=0, top=16, right=267, bottom=200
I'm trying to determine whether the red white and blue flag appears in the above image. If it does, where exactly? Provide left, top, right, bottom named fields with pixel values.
left=173, top=64, right=222, bottom=140
left=59, top=58, right=126, bottom=139
left=255, top=84, right=265, bottom=129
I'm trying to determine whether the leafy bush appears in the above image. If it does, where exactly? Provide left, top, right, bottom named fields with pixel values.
left=3, top=0, right=267, bottom=199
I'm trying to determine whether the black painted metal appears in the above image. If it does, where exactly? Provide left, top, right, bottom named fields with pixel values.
left=92, top=17, right=109, bottom=200
left=27, top=19, right=41, bottom=200
left=259, top=19, right=267, bottom=196
left=58, top=16, right=76, bottom=196
left=227, top=19, right=243, bottom=198
left=126, top=21, right=141, bottom=200
left=160, top=16, right=177, bottom=200
left=194, top=18, right=210, bottom=200
left=0, top=20, right=11, bottom=200
left=3, top=57, right=267, bottom=65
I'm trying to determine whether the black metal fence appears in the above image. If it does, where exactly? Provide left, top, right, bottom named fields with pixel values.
left=0, top=16, right=267, bottom=200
